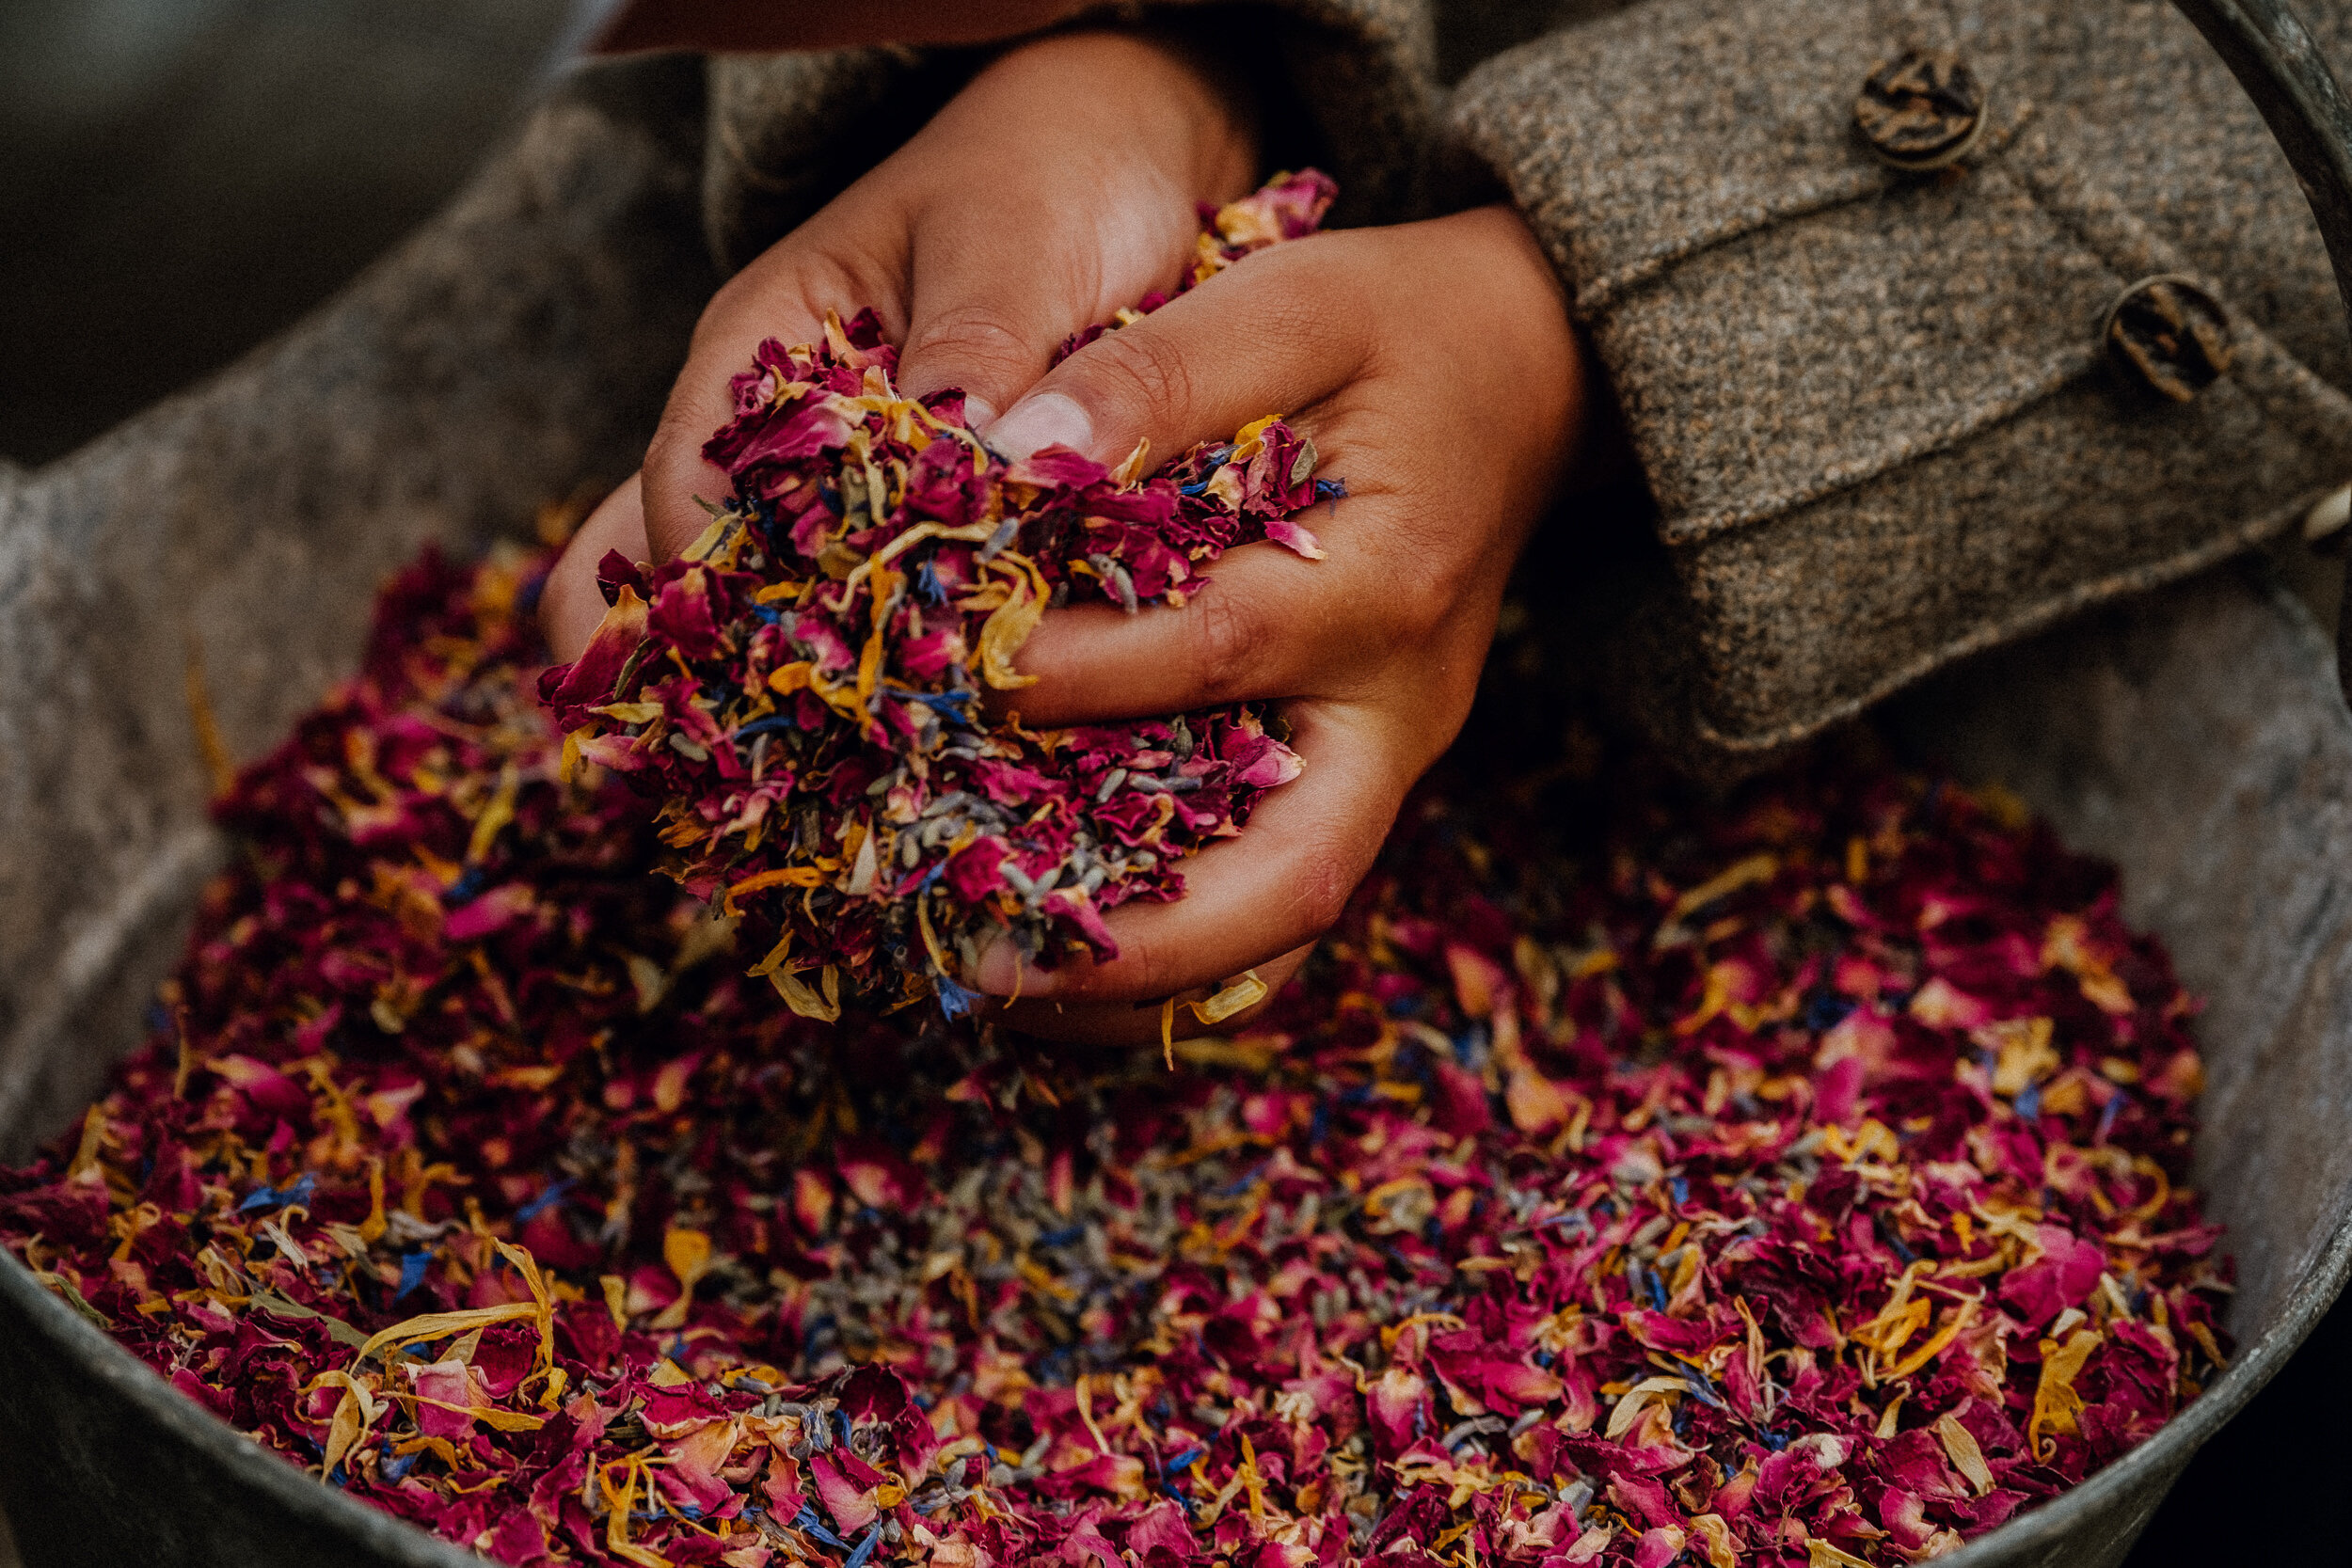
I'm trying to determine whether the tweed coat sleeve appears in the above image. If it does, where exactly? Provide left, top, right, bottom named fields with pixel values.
left=1451, top=0, right=2352, bottom=760
left=697, top=0, right=1439, bottom=277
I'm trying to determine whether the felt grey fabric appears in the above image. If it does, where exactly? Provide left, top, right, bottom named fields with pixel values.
left=0, top=58, right=713, bottom=1151
left=1451, top=0, right=2352, bottom=757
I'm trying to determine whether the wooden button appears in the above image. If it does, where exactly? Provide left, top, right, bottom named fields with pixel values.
left=1854, top=50, right=1986, bottom=170
left=2103, top=276, right=2232, bottom=401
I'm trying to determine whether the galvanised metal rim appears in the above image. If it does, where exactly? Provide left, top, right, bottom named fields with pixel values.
left=0, top=1244, right=478, bottom=1568
left=1945, top=1212, right=2352, bottom=1564
left=2170, top=0, right=2352, bottom=702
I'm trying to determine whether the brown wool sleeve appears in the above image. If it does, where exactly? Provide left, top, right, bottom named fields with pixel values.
left=698, top=0, right=1441, bottom=277
left=1451, top=0, right=2352, bottom=762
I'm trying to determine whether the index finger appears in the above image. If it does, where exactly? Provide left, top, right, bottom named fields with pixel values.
left=640, top=225, right=909, bottom=562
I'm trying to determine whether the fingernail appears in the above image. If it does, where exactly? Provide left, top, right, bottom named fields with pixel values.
left=960, top=394, right=998, bottom=430
left=975, top=937, right=1057, bottom=999
left=983, top=392, right=1093, bottom=461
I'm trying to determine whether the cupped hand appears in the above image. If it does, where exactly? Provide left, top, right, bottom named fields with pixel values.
left=978, top=205, right=1585, bottom=1043
left=541, top=25, right=1258, bottom=657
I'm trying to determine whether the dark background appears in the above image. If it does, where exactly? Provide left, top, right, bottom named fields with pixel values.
left=2153, top=1294, right=2352, bottom=1563
left=0, top=0, right=577, bottom=466
left=2, top=3, right=2348, bottom=1563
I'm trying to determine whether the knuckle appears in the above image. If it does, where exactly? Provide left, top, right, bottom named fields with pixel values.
left=644, top=404, right=703, bottom=476
left=640, top=434, right=699, bottom=529
left=1254, top=238, right=1371, bottom=367
left=700, top=246, right=889, bottom=359
left=642, top=415, right=709, bottom=515
left=902, top=302, right=1038, bottom=387
left=1410, top=553, right=1475, bottom=629
left=1187, top=589, right=1269, bottom=703
left=1086, top=325, right=1198, bottom=431
left=1406, top=595, right=1452, bottom=646
left=1093, top=926, right=1171, bottom=1004
left=783, top=246, right=892, bottom=328
left=689, top=274, right=757, bottom=355
left=1255, top=260, right=1337, bottom=356
left=1291, top=850, right=1355, bottom=936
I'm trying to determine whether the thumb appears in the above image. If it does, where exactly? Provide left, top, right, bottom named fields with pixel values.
left=891, top=180, right=1202, bottom=429
left=977, top=233, right=1370, bottom=467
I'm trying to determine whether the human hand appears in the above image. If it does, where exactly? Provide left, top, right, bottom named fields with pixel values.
left=542, top=25, right=1259, bottom=657
left=975, top=205, right=1584, bottom=1043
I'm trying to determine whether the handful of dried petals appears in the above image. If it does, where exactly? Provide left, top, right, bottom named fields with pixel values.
left=540, top=172, right=1343, bottom=1019
left=1, top=541, right=2230, bottom=1568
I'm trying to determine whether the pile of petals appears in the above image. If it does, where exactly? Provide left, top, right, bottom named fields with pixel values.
left=1, top=543, right=2230, bottom=1568
left=540, top=171, right=1343, bottom=1020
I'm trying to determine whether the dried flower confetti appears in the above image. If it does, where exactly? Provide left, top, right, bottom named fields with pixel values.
left=540, top=171, right=1343, bottom=1019
left=0, top=534, right=2228, bottom=1567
